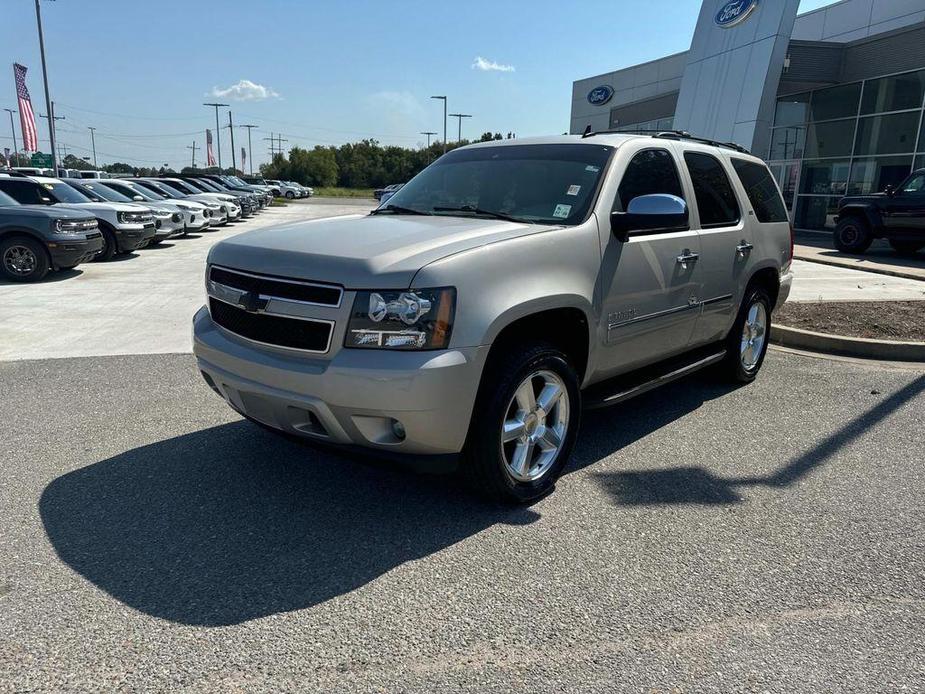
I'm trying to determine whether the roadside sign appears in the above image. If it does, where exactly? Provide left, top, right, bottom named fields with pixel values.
left=31, top=152, right=53, bottom=167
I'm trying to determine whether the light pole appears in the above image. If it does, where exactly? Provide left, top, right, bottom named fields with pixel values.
left=240, top=124, right=257, bottom=174
left=3, top=109, right=17, bottom=161
left=227, top=111, right=237, bottom=173
left=430, top=95, right=447, bottom=154
left=87, top=126, right=97, bottom=168
left=448, top=113, right=472, bottom=143
left=420, top=131, right=437, bottom=148
left=203, top=102, right=228, bottom=169
left=187, top=141, right=198, bottom=168
left=34, top=0, right=57, bottom=170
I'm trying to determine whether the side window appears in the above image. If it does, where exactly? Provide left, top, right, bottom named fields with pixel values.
left=683, top=152, right=741, bottom=227
left=0, top=181, right=46, bottom=205
left=731, top=158, right=789, bottom=223
left=614, top=148, right=684, bottom=213
left=902, top=174, right=925, bottom=194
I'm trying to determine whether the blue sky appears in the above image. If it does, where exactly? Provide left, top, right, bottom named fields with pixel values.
left=3, top=0, right=833, bottom=170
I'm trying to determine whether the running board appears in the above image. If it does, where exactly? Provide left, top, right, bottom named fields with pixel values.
left=583, top=348, right=727, bottom=410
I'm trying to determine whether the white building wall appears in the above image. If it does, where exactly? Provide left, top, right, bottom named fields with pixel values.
left=791, top=0, right=925, bottom=42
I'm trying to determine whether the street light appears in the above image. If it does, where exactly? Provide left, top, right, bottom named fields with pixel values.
left=430, top=96, right=447, bottom=155
left=34, top=0, right=57, bottom=170
left=448, top=113, right=472, bottom=143
left=420, top=131, right=437, bottom=148
left=3, top=109, right=17, bottom=160
left=203, top=102, right=228, bottom=168
left=87, top=126, right=97, bottom=168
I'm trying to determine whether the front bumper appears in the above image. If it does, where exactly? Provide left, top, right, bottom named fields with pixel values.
left=184, top=210, right=210, bottom=231
left=193, top=306, right=488, bottom=456
left=153, top=217, right=184, bottom=239
left=47, top=232, right=104, bottom=268
left=115, top=222, right=156, bottom=251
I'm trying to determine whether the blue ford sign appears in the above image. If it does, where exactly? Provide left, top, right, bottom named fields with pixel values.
left=715, top=0, right=759, bottom=28
left=587, top=85, right=614, bottom=106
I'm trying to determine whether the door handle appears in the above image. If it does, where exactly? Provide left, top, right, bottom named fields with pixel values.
left=736, top=241, right=754, bottom=256
left=676, top=250, right=699, bottom=268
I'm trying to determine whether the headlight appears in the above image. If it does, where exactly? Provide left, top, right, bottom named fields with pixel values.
left=117, top=211, right=150, bottom=224
left=153, top=209, right=171, bottom=219
left=54, top=218, right=98, bottom=234
left=346, top=288, right=455, bottom=350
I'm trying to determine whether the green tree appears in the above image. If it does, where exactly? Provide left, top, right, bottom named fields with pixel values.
left=61, top=154, right=94, bottom=171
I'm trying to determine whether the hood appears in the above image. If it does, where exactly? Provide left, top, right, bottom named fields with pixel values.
left=189, top=193, right=234, bottom=205
left=208, top=213, right=559, bottom=288
left=0, top=204, right=92, bottom=220
left=55, top=201, right=148, bottom=214
left=142, top=201, right=181, bottom=213
left=841, top=193, right=886, bottom=205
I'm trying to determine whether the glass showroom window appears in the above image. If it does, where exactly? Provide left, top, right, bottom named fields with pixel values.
left=774, top=92, right=810, bottom=127
left=805, top=119, right=856, bottom=158
left=770, top=126, right=805, bottom=159
left=854, top=111, right=921, bottom=156
left=861, top=70, right=925, bottom=115
left=794, top=196, right=841, bottom=231
left=799, top=160, right=850, bottom=196
left=809, top=83, right=861, bottom=122
left=848, top=156, right=915, bottom=195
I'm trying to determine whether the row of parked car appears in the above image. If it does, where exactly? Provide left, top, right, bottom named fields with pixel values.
left=0, top=171, right=276, bottom=282
left=247, top=177, right=313, bottom=199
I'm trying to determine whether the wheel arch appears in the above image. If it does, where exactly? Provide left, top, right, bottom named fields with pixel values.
left=838, top=204, right=880, bottom=231
left=745, top=265, right=781, bottom=310
left=0, top=228, right=52, bottom=273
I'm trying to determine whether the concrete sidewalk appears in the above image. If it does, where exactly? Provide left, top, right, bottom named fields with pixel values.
left=794, top=231, right=925, bottom=282
left=789, top=259, right=925, bottom=303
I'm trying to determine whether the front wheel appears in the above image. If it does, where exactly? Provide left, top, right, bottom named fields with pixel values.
left=93, top=227, right=117, bottom=262
left=889, top=239, right=924, bottom=255
left=464, top=342, right=581, bottom=503
left=285, top=191, right=295, bottom=199
left=0, top=236, right=49, bottom=282
left=720, top=286, right=771, bottom=384
left=834, top=217, right=873, bottom=254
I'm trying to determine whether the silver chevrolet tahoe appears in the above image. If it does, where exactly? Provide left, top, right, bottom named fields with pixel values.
left=193, top=133, right=794, bottom=502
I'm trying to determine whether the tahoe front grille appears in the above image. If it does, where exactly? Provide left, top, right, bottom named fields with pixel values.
left=209, top=266, right=342, bottom=306
left=209, top=298, right=333, bottom=352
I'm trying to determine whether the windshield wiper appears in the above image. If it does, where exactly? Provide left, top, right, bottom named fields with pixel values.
left=370, top=204, right=430, bottom=216
left=432, top=205, right=532, bottom=224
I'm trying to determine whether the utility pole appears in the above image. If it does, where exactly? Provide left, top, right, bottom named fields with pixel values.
left=264, top=132, right=276, bottom=157
left=430, top=96, right=447, bottom=154
left=276, top=134, right=288, bottom=155
left=3, top=109, right=17, bottom=160
left=87, top=126, right=97, bottom=168
left=187, top=141, right=198, bottom=168
left=448, top=113, right=472, bottom=143
left=420, top=131, right=437, bottom=148
left=34, top=0, right=57, bottom=170
left=227, top=111, right=237, bottom=173
left=240, top=124, right=257, bottom=174
left=203, top=102, right=228, bottom=168
left=39, top=103, right=64, bottom=163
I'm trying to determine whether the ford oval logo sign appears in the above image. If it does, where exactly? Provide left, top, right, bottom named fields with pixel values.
left=587, top=85, right=614, bottom=106
left=715, top=0, right=759, bottom=28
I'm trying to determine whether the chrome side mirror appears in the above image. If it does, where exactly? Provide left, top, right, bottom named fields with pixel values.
left=611, top=194, right=689, bottom=242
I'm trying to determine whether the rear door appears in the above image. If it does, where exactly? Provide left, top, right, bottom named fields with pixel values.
left=598, top=144, right=703, bottom=377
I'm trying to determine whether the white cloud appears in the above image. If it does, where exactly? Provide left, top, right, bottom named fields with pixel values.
left=207, top=79, right=280, bottom=101
left=472, top=56, right=515, bottom=73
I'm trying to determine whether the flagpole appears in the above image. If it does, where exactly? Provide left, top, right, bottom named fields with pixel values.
left=34, top=0, right=57, bottom=171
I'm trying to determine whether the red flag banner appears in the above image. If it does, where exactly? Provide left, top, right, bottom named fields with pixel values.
left=13, top=63, right=38, bottom=152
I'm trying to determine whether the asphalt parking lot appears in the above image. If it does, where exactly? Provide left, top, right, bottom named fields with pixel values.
left=2, top=201, right=924, bottom=692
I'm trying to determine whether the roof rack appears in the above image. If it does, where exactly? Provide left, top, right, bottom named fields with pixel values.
left=581, top=127, right=750, bottom=154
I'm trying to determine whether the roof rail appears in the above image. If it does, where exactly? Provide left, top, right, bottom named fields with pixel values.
left=581, top=127, right=751, bottom=154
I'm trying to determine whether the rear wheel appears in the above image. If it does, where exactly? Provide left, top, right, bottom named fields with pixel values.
left=834, top=217, right=873, bottom=254
left=720, top=286, right=771, bottom=384
left=889, top=239, right=924, bottom=255
left=463, top=342, right=581, bottom=503
left=0, top=236, right=50, bottom=282
left=285, top=191, right=295, bottom=199
left=93, top=227, right=117, bottom=262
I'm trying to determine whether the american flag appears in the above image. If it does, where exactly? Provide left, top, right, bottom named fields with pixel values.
left=206, top=129, right=216, bottom=167
left=241, top=147, right=246, bottom=173
left=13, top=63, right=38, bottom=152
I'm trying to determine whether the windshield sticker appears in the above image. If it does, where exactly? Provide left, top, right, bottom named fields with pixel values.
left=566, top=185, right=581, bottom=196
left=553, top=204, right=572, bottom=219
left=585, top=165, right=600, bottom=173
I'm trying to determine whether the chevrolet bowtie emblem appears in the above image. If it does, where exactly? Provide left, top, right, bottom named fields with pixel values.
left=237, top=291, right=268, bottom=313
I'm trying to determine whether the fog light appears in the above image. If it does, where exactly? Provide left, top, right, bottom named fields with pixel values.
left=391, top=419, right=406, bottom=441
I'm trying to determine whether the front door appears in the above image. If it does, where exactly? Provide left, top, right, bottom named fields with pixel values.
left=599, top=147, right=702, bottom=377
left=883, top=172, right=925, bottom=231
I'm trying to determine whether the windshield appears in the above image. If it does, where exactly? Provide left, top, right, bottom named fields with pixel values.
left=382, top=143, right=612, bottom=225
left=76, top=181, right=133, bottom=203
left=194, top=179, right=223, bottom=192
left=44, top=181, right=94, bottom=204
left=112, top=181, right=162, bottom=200
left=144, top=181, right=188, bottom=198
left=0, top=190, right=19, bottom=206
left=164, top=179, right=198, bottom=194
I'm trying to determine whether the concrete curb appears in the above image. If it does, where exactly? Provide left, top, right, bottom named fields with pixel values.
left=771, top=325, right=925, bottom=362
left=793, top=251, right=925, bottom=283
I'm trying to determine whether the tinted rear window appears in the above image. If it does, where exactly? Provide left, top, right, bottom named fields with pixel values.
left=731, top=159, right=789, bottom=223
left=683, top=152, right=741, bottom=228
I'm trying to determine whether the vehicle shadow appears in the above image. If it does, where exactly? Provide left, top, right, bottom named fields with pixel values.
left=39, top=420, right=539, bottom=626
left=593, top=373, right=925, bottom=506
left=0, top=267, right=82, bottom=285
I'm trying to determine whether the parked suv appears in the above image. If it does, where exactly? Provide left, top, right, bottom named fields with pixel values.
left=193, top=133, right=793, bottom=502
left=0, top=175, right=155, bottom=261
left=0, top=188, right=101, bottom=282
left=834, top=169, right=925, bottom=255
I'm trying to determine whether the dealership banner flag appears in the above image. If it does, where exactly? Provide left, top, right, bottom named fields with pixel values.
left=13, top=63, right=38, bottom=152
left=241, top=147, right=246, bottom=172
left=206, top=129, right=216, bottom=167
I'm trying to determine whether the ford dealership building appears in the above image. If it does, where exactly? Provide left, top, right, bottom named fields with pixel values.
left=570, top=0, right=925, bottom=231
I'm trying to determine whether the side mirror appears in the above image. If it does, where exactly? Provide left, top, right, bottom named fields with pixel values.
left=884, top=184, right=896, bottom=197
left=133, top=195, right=144, bottom=201
left=610, top=194, right=689, bottom=242
left=40, top=197, right=52, bottom=204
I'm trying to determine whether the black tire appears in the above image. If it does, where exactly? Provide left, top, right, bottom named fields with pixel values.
left=0, top=235, right=50, bottom=282
left=889, top=239, right=924, bottom=256
left=285, top=191, right=295, bottom=199
left=93, top=227, right=117, bottom=262
left=463, top=342, right=581, bottom=504
left=720, top=285, right=772, bottom=384
left=834, top=217, right=873, bottom=254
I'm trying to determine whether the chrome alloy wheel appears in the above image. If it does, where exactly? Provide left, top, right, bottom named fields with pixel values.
left=501, top=369, right=570, bottom=483
left=3, top=244, right=38, bottom=277
left=740, top=301, right=767, bottom=371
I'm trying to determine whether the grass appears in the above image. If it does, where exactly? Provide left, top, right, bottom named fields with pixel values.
left=312, top=187, right=376, bottom=198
